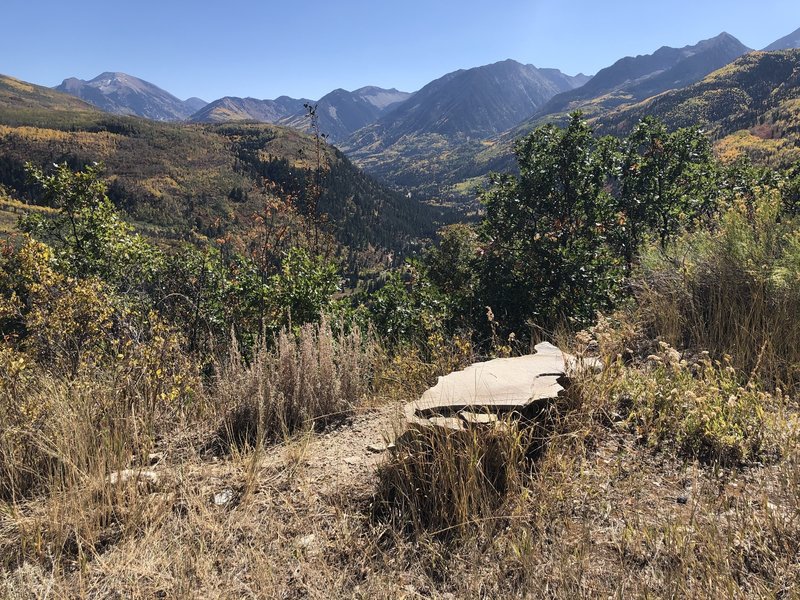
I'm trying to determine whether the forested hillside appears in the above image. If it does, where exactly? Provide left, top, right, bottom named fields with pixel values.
left=0, top=75, right=450, bottom=257
left=598, top=49, right=800, bottom=166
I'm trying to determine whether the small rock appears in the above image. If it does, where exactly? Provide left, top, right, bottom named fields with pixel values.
left=459, top=411, right=498, bottom=425
left=108, top=469, right=159, bottom=488
left=213, top=489, right=235, bottom=506
left=343, top=456, right=361, bottom=465
left=676, top=495, right=688, bottom=505
left=366, top=443, right=390, bottom=453
left=295, top=534, right=316, bottom=549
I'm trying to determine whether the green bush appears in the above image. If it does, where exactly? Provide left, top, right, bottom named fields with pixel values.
left=612, top=346, right=785, bottom=466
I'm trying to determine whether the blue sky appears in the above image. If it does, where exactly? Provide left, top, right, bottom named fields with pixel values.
left=3, top=0, right=800, bottom=101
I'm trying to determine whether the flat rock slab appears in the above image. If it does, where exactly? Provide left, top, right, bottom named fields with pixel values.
left=404, top=342, right=595, bottom=429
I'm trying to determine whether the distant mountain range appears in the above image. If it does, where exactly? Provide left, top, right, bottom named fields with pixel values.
left=531, top=32, right=750, bottom=119
left=36, top=24, right=800, bottom=199
left=53, top=60, right=589, bottom=145
left=349, top=60, right=587, bottom=147
left=340, top=59, right=589, bottom=192
left=55, top=72, right=207, bottom=121
left=278, top=87, right=412, bottom=143
left=188, top=95, right=311, bottom=125
left=189, top=87, right=412, bottom=143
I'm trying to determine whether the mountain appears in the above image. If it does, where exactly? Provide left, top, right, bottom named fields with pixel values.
left=0, top=73, right=98, bottom=114
left=596, top=49, right=800, bottom=166
left=188, top=95, right=311, bottom=124
left=350, top=59, right=587, bottom=147
left=533, top=33, right=751, bottom=119
left=55, top=72, right=202, bottom=121
left=342, top=59, right=589, bottom=193
left=370, top=33, right=754, bottom=201
left=278, top=86, right=412, bottom=143
left=0, top=74, right=450, bottom=255
left=183, top=97, right=209, bottom=113
left=190, top=87, right=410, bottom=142
left=764, top=27, right=800, bottom=51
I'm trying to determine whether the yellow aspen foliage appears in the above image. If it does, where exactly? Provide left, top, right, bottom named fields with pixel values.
left=1, top=236, right=116, bottom=372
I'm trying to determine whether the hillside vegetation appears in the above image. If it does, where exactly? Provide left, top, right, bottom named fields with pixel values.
left=1, top=105, right=800, bottom=596
left=0, top=75, right=449, bottom=261
left=599, top=49, right=800, bottom=166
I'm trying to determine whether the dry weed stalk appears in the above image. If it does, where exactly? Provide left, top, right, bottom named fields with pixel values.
left=216, top=316, right=378, bottom=449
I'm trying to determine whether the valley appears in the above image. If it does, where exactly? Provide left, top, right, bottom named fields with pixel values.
left=38, top=27, right=800, bottom=207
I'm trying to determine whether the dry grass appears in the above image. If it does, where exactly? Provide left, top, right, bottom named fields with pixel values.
left=636, top=195, right=800, bottom=391
left=374, top=419, right=533, bottom=538
left=214, top=317, right=379, bottom=450
left=1, top=345, right=799, bottom=598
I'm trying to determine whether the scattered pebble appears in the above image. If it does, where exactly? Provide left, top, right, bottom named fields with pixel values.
left=366, top=443, right=390, bottom=453
left=213, top=488, right=235, bottom=506
left=295, top=534, right=316, bottom=549
left=107, top=469, right=159, bottom=487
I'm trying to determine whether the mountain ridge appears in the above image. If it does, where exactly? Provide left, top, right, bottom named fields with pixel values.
left=55, top=72, right=204, bottom=121
left=764, top=26, right=800, bottom=51
left=188, top=95, right=312, bottom=124
left=277, top=86, right=412, bottom=143
left=339, top=59, right=589, bottom=193
left=532, top=32, right=751, bottom=118
left=349, top=59, right=588, bottom=148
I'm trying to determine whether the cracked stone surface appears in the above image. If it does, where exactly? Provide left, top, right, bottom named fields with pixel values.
left=404, top=342, right=599, bottom=429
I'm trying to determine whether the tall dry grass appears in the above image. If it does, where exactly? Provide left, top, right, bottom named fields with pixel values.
left=0, top=323, right=201, bottom=498
left=215, top=316, right=379, bottom=449
left=636, top=193, right=800, bottom=390
left=374, top=419, right=534, bottom=537
left=0, top=315, right=379, bottom=578
left=0, top=366, right=197, bottom=571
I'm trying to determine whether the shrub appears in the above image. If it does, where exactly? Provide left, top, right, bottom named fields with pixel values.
left=636, top=192, right=800, bottom=389
left=610, top=345, right=786, bottom=466
left=374, top=420, right=532, bottom=537
left=216, top=316, right=377, bottom=448
left=0, top=237, right=121, bottom=374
